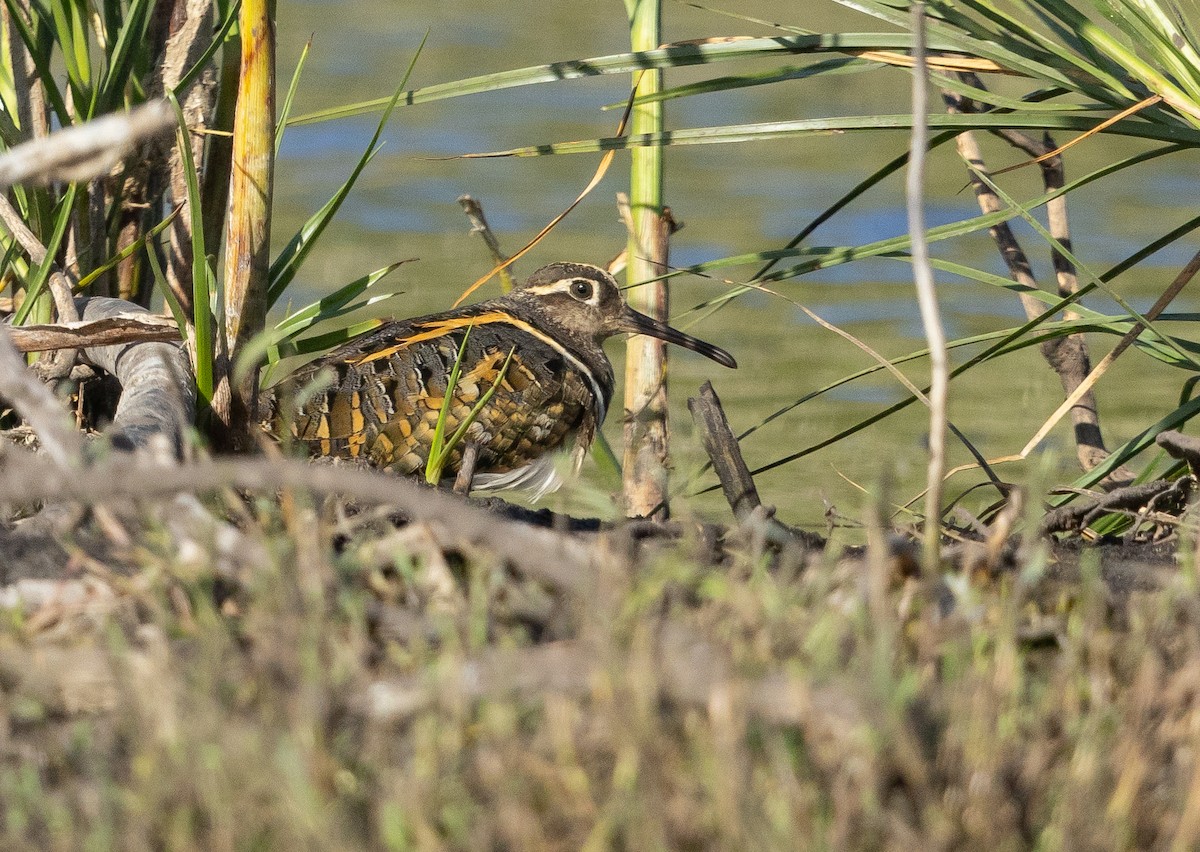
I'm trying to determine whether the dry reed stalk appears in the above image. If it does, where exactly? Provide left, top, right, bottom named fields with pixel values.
left=907, top=3, right=947, bottom=573
left=215, top=0, right=275, bottom=437
left=622, top=0, right=670, bottom=519
left=156, top=0, right=218, bottom=317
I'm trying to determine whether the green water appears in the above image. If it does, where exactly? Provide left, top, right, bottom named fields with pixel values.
left=270, top=1, right=1200, bottom=530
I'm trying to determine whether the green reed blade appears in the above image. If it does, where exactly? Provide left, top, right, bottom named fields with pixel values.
left=170, top=92, right=214, bottom=402
left=425, top=326, right=474, bottom=485
left=13, top=182, right=77, bottom=326
left=275, top=36, right=312, bottom=155
left=435, top=346, right=517, bottom=486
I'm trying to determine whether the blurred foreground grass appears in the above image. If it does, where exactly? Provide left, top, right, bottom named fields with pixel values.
left=0, top=480, right=1196, bottom=850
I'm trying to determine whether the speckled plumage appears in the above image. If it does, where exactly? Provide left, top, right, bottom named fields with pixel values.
left=273, top=262, right=735, bottom=498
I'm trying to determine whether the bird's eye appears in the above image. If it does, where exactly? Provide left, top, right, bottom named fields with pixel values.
left=569, top=279, right=593, bottom=301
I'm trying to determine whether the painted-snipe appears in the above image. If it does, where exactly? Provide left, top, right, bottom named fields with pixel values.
left=275, top=262, right=736, bottom=498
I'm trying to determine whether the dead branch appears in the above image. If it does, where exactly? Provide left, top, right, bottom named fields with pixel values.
left=688, top=381, right=761, bottom=521
left=1157, top=430, right=1200, bottom=475
left=8, top=315, right=180, bottom=353
left=458, top=194, right=515, bottom=291
left=1038, top=480, right=1189, bottom=537
left=75, top=297, right=195, bottom=458
left=688, top=382, right=824, bottom=551
left=944, top=78, right=1123, bottom=479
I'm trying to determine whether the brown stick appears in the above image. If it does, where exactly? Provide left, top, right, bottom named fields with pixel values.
left=457, top=195, right=515, bottom=292
left=688, top=382, right=761, bottom=521
left=453, top=442, right=480, bottom=495
left=7, top=315, right=180, bottom=352
left=622, top=208, right=671, bottom=519
left=688, top=382, right=824, bottom=550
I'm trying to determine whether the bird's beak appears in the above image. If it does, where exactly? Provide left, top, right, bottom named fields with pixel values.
left=618, top=306, right=737, bottom=369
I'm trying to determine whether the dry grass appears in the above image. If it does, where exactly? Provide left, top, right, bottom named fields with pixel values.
left=0, top=475, right=1196, bottom=851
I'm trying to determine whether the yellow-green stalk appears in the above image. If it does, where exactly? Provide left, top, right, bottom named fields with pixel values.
left=621, top=0, right=670, bottom=518
left=218, top=0, right=274, bottom=433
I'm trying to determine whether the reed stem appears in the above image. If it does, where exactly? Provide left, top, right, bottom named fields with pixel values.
left=621, top=0, right=670, bottom=519
left=907, top=2, right=947, bottom=574
left=217, top=0, right=274, bottom=437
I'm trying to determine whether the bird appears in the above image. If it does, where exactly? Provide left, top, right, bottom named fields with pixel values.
left=273, top=262, right=737, bottom=499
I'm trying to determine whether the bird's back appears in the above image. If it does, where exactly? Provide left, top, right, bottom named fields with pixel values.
left=274, top=305, right=604, bottom=486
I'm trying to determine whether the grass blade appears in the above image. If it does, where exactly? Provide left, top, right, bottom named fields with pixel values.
left=271, top=260, right=410, bottom=342
left=429, top=344, right=517, bottom=485
left=275, top=36, right=311, bottom=155
left=98, top=0, right=154, bottom=111
left=76, top=206, right=182, bottom=291
left=678, top=142, right=1181, bottom=317
left=601, top=57, right=881, bottom=110
left=425, top=326, right=473, bottom=485
left=12, top=183, right=78, bottom=326
left=170, top=93, right=214, bottom=402
left=286, top=33, right=976, bottom=126
left=267, top=31, right=427, bottom=308
left=454, top=110, right=1200, bottom=160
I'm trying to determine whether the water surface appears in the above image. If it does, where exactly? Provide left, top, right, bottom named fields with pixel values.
left=271, top=1, right=1200, bottom=530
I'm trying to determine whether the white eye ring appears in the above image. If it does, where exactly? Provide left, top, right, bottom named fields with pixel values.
left=569, top=279, right=594, bottom=301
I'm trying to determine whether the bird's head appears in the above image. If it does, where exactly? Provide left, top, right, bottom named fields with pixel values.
left=511, top=262, right=737, bottom=369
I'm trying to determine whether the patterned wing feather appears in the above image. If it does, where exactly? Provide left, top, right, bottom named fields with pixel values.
left=276, top=314, right=599, bottom=480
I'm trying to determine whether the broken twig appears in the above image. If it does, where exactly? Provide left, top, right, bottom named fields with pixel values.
left=8, top=314, right=180, bottom=353
left=458, top=194, right=514, bottom=292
